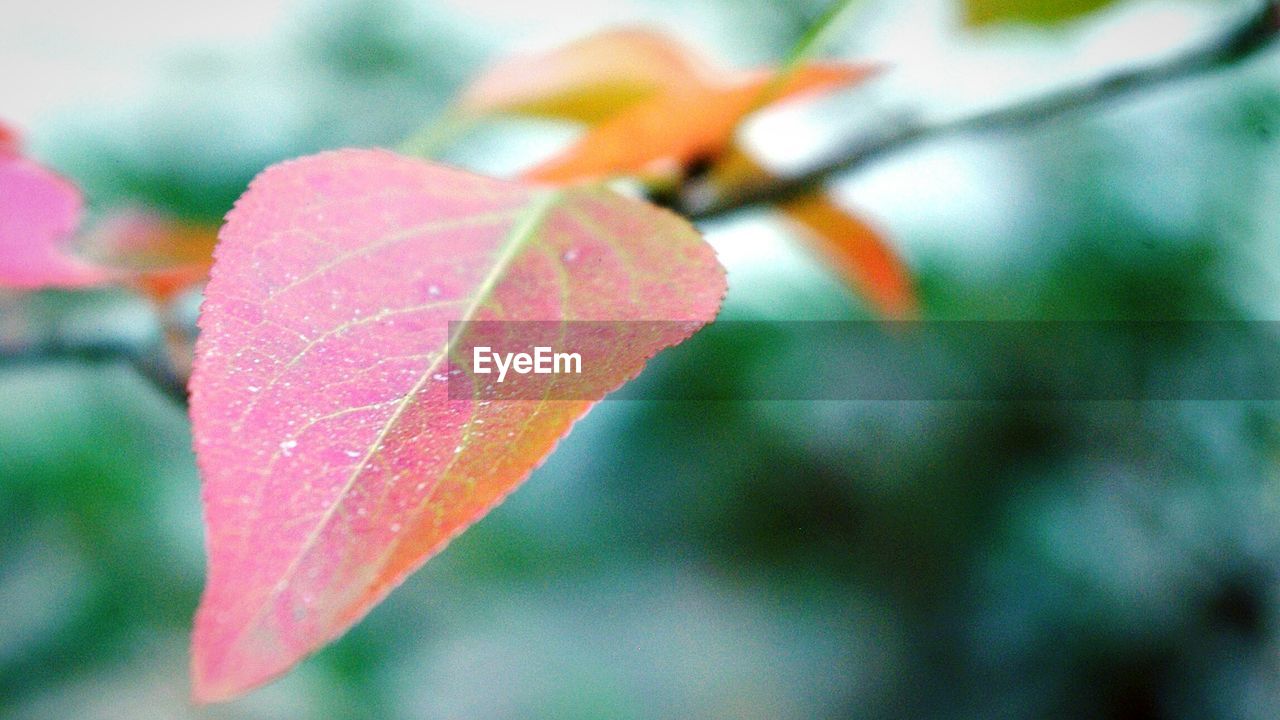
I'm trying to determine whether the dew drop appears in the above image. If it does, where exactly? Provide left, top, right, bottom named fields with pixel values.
left=427, top=284, right=442, bottom=297
left=279, top=439, right=298, bottom=456
left=344, top=450, right=361, bottom=458
left=562, top=248, right=578, bottom=262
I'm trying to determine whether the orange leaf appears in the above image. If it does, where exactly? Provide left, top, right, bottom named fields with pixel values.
left=449, top=27, right=876, bottom=183
left=706, top=148, right=914, bottom=317
left=782, top=193, right=915, bottom=318
left=86, top=212, right=220, bottom=302
left=459, top=27, right=711, bottom=123
left=522, top=63, right=874, bottom=184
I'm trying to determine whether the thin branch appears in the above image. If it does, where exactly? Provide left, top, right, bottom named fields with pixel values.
left=0, top=331, right=189, bottom=405
left=680, top=0, right=1280, bottom=221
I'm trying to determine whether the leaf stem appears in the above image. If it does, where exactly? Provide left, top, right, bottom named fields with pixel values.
left=749, top=0, right=866, bottom=113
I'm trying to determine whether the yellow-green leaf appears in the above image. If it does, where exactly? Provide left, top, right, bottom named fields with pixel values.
left=964, top=0, right=1116, bottom=26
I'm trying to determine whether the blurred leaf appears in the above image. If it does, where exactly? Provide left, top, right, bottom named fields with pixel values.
left=0, top=124, right=220, bottom=298
left=963, top=0, right=1116, bottom=26
left=403, top=27, right=707, bottom=158
left=0, top=143, right=218, bottom=299
left=84, top=211, right=219, bottom=302
left=0, top=131, right=108, bottom=289
left=448, top=26, right=907, bottom=315
left=522, top=63, right=872, bottom=183
left=442, top=26, right=873, bottom=182
left=709, top=146, right=914, bottom=317
left=739, top=0, right=913, bottom=319
left=781, top=194, right=916, bottom=318
left=458, top=27, right=709, bottom=123
left=189, top=149, right=725, bottom=701
left=761, top=0, right=866, bottom=109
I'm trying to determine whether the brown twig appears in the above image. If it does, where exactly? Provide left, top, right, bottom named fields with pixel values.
left=0, top=329, right=189, bottom=405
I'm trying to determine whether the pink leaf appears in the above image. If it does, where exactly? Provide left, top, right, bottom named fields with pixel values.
left=0, top=152, right=108, bottom=289
left=189, top=149, right=725, bottom=701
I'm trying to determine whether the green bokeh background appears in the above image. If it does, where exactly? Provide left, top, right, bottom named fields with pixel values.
left=5, top=0, right=1280, bottom=717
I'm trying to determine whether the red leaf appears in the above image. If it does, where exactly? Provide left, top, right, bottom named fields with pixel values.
left=189, top=149, right=725, bottom=701
left=0, top=153, right=109, bottom=289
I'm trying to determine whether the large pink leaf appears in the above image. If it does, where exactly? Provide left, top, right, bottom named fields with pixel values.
left=190, top=149, right=725, bottom=701
left=0, top=152, right=108, bottom=288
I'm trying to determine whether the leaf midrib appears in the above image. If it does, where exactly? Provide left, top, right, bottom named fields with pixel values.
left=218, top=187, right=566, bottom=656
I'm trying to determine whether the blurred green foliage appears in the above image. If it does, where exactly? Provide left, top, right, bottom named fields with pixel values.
left=5, top=0, right=1280, bottom=718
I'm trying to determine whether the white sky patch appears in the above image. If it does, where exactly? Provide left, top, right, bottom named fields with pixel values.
left=1, top=0, right=298, bottom=128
